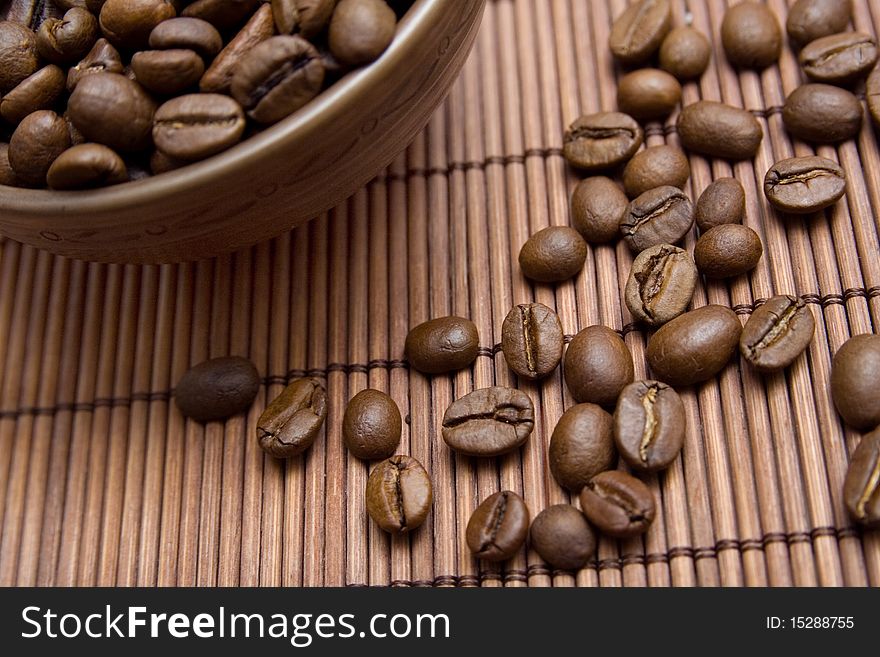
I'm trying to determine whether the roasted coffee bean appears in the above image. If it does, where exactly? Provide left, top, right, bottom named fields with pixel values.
left=739, top=295, right=815, bottom=372
left=365, top=455, right=432, bottom=534
left=0, top=144, right=20, bottom=187
left=174, top=356, right=260, bottom=422
left=37, top=8, right=100, bottom=65
left=694, top=224, right=763, bottom=279
left=579, top=470, right=655, bottom=538
left=518, top=226, right=587, bottom=283
left=150, top=17, right=222, bottom=58
left=571, top=176, right=628, bottom=243
left=466, top=491, right=530, bottom=562
left=343, top=389, right=402, bottom=461
left=843, top=427, right=880, bottom=528
left=800, top=32, right=878, bottom=84
left=201, top=4, right=275, bottom=95
left=608, top=0, right=671, bottom=65
left=0, top=21, right=40, bottom=93
left=132, top=49, right=205, bottom=96
left=659, top=26, right=711, bottom=80
left=441, top=387, right=534, bottom=457
left=831, top=334, right=880, bottom=430
left=562, top=112, right=643, bottom=172
left=501, top=302, right=564, bottom=380
left=614, top=380, right=684, bottom=472
left=549, top=403, right=616, bottom=492
left=68, top=73, right=156, bottom=152
left=763, top=155, right=846, bottom=214
left=721, top=1, right=782, bottom=69
left=868, top=68, right=880, bottom=127
left=677, top=101, right=763, bottom=160
left=67, top=38, right=124, bottom=92
left=257, top=377, right=328, bottom=457
left=787, top=0, right=852, bottom=47
left=782, top=84, right=862, bottom=143
left=47, top=143, right=128, bottom=190
left=564, top=325, right=634, bottom=406
left=329, top=0, right=396, bottom=67
left=153, top=94, right=247, bottom=161
left=99, top=0, right=177, bottom=50
left=695, top=177, right=745, bottom=231
left=622, top=145, right=690, bottom=199
left=272, top=0, right=336, bottom=37
left=183, top=0, right=261, bottom=31
left=404, top=316, right=479, bottom=374
left=646, top=305, right=742, bottom=386
left=624, top=243, right=697, bottom=327
left=529, top=505, right=596, bottom=571
left=0, top=65, right=66, bottom=125
left=149, top=148, right=186, bottom=174
left=620, top=185, right=694, bottom=253
left=8, top=111, right=71, bottom=187
left=616, top=69, right=681, bottom=122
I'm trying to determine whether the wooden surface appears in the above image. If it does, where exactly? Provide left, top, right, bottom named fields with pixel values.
left=1, top=0, right=879, bottom=586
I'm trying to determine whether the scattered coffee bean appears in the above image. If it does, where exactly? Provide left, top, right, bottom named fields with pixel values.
left=0, top=20, right=40, bottom=93
left=579, top=470, right=656, bottom=538
left=501, top=302, right=564, bottom=380
left=843, top=426, right=880, bottom=528
left=37, top=8, right=100, bottom=65
left=466, top=491, right=530, bottom=561
left=721, top=1, right=782, bottom=69
left=564, top=325, right=634, bottom=406
left=149, top=16, right=222, bottom=58
left=47, top=143, right=129, bottom=190
left=646, top=305, right=742, bottom=387
left=800, top=32, right=878, bottom=84
left=441, top=387, right=534, bottom=457
left=529, top=504, right=596, bottom=571
left=99, top=0, right=177, bottom=50
left=329, top=0, right=396, bottom=67
left=68, top=72, right=156, bottom=152
left=549, top=403, right=616, bottom=492
left=67, top=38, right=124, bottom=92
left=404, top=316, right=479, bottom=374
left=257, top=377, right=328, bottom=457
left=782, top=84, right=862, bottom=143
left=695, top=178, right=745, bottom=231
left=616, top=68, right=681, bottom=122
left=659, top=26, right=711, bottom=80
left=787, top=0, right=852, bottom=48
left=570, top=176, right=628, bottom=243
left=174, top=355, right=260, bottom=422
left=831, top=334, right=880, bottom=430
left=620, top=185, right=694, bottom=253
left=153, top=93, right=246, bottom=161
left=201, top=4, right=277, bottom=95
left=0, top=65, right=66, bottom=125
left=608, top=0, right=672, bottom=65
left=343, top=389, right=401, bottom=461
left=131, top=49, right=205, bottom=95
left=739, top=295, right=815, bottom=372
left=677, top=101, right=763, bottom=160
left=764, top=155, right=846, bottom=214
left=366, top=455, right=432, bottom=534
left=622, top=145, right=690, bottom=199
left=518, top=226, right=587, bottom=283
left=563, top=111, right=644, bottom=172
left=624, top=243, right=697, bottom=327
left=8, top=110, right=71, bottom=187
left=694, top=224, right=763, bottom=279
left=614, top=380, right=685, bottom=472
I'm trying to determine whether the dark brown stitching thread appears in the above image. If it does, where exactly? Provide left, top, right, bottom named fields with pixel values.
left=377, top=148, right=564, bottom=182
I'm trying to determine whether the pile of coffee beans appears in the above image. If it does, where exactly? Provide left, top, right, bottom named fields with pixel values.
left=0, top=0, right=408, bottom=190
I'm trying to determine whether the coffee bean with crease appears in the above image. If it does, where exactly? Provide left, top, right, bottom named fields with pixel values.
left=441, top=387, right=534, bottom=457
left=608, top=0, right=671, bottom=65
left=624, top=244, right=696, bottom=327
left=37, top=8, right=100, bottom=65
left=366, top=455, right=432, bottom=534
left=501, top=302, right=564, bottom=380
left=132, top=49, right=205, bottom=96
left=67, top=38, right=124, bottom=92
left=579, top=470, right=656, bottom=538
left=844, top=427, right=880, bottom=528
left=763, top=156, right=846, bottom=214
left=799, top=31, right=878, bottom=85
left=614, top=380, right=684, bottom=472
left=153, top=94, right=245, bottom=161
left=466, top=491, right=530, bottom=562
left=620, top=185, right=694, bottom=253
left=258, top=378, right=327, bottom=458
left=0, top=65, right=66, bottom=125
left=149, top=17, right=222, bottom=58
left=562, top=111, right=643, bottom=172
left=739, top=295, right=815, bottom=372
left=201, top=4, right=275, bottom=95
left=47, top=143, right=128, bottom=190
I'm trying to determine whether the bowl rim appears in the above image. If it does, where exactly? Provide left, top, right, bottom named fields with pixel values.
left=0, top=0, right=438, bottom=215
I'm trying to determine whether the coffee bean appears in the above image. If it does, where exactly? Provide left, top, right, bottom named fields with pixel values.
left=175, top=356, right=260, bottom=422
left=257, top=377, right=328, bottom=457
left=0, top=65, right=66, bottom=125
left=131, top=49, right=205, bottom=96
left=868, top=68, right=880, bottom=127
left=366, top=455, right=432, bottom=534
left=37, top=8, right=99, bottom=65
left=608, top=0, right=671, bottom=65
left=831, top=334, right=880, bottom=430
left=466, top=491, right=530, bottom=562
left=329, top=0, right=397, bottom=67
left=646, top=305, right=742, bottom=387
left=579, top=470, right=655, bottom=538
left=739, top=295, right=815, bottom=372
left=0, top=21, right=40, bottom=93
left=343, top=389, right=401, bottom=461
left=616, top=69, right=681, bottom=122
left=150, top=148, right=186, bottom=175
left=404, top=316, right=479, bottom=374
left=614, top=380, right=684, bottom=472
left=622, top=145, right=690, bottom=199
left=800, top=32, right=878, bottom=85
left=564, top=325, right=634, bottom=406
left=659, top=26, right=711, bottom=80
left=99, top=0, right=177, bottom=50
left=8, top=111, right=71, bottom=187
left=782, top=84, right=862, bottom=143
left=787, top=0, right=852, bottom=47
left=763, top=155, right=846, bottom=214
left=518, top=226, right=587, bottom=283
left=624, top=243, right=697, bottom=327
left=694, top=224, right=763, bottom=279
left=570, top=176, right=628, bottom=244
left=501, top=302, right=564, bottom=380
left=153, top=94, right=246, bottom=161
left=563, top=111, right=643, bottom=172
left=529, top=504, right=596, bottom=571
left=67, top=38, right=124, bottom=92
left=721, top=1, right=782, bottom=69
left=201, top=4, right=275, bottom=95
left=844, top=427, right=880, bottom=528
left=620, top=185, right=694, bottom=253
left=549, top=403, right=616, bottom=491
left=183, top=0, right=261, bottom=32
left=694, top=177, right=745, bottom=231
left=47, top=143, right=128, bottom=190
left=0, top=143, right=21, bottom=187
left=68, top=72, right=156, bottom=152
left=150, top=17, right=222, bottom=58
left=677, top=101, right=763, bottom=160
left=441, top=387, right=534, bottom=457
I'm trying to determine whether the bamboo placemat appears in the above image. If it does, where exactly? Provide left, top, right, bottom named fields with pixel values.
left=1, top=0, right=879, bottom=587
